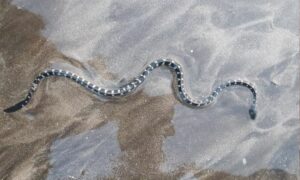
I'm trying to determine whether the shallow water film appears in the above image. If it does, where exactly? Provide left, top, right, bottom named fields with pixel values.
left=0, top=0, right=299, bottom=179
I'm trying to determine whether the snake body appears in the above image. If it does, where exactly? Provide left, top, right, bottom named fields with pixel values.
left=4, top=59, right=257, bottom=119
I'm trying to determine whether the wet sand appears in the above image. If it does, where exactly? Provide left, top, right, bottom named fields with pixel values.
left=0, top=1, right=298, bottom=180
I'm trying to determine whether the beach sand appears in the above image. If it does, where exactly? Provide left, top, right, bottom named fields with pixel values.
left=0, top=1, right=298, bottom=179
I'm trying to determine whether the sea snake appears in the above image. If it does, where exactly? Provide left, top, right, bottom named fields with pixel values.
left=4, top=59, right=257, bottom=119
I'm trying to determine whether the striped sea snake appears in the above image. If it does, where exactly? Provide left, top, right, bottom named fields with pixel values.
left=4, top=59, right=257, bottom=119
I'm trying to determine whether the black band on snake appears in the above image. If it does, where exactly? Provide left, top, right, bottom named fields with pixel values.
left=4, top=59, right=257, bottom=120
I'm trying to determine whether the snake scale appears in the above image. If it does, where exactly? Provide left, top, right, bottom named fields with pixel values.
left=4, top=59, right=257, bottom=119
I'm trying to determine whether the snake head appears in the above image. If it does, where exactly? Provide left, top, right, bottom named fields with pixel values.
left=249, top=107, right=257, bottom=120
